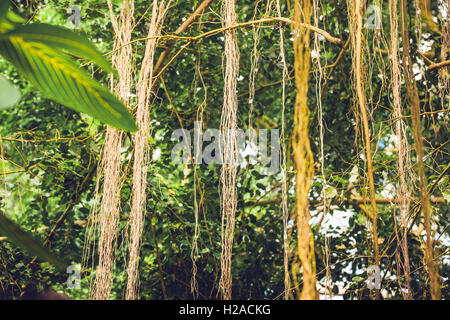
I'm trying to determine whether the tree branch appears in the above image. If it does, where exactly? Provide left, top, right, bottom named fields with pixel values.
left=427, top=60, right=450, bottom=71
left=111, top=17, right=342, bottom=54
left=153, top=0, right=215, bottom=75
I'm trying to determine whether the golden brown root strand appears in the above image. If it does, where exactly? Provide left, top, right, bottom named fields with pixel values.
left=389, top=0, right=413, bottom=300
left=292, top=0, right=317, bottom=300
left=400, top=0, right=441, bottom=300
left=126, top=0, right=170, bottom=300
left=87, top=0, right=135, bottom=300
left=219, top=0, right=239, bottom=301
left=346, top=0, right=380, bottom=300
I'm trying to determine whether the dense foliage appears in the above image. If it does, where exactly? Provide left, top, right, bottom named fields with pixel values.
left=0, top=0, right=448, bottom=300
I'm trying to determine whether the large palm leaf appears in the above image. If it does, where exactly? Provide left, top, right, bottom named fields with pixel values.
left=0, top=17, right=137, bottom=131
left=6, top=24, right=116, bottom=75
left=0, top=36, right=137, bottom=131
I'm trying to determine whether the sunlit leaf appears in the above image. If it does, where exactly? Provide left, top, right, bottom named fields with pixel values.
left=6, top=24, right=116, bottom=75
left=0, top=35, right=137, bottom=131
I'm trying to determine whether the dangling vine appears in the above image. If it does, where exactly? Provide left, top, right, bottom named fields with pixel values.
left=389, top=0, right=413, bottom=300
left=219, top=0, right=240, bottom=300
left=346, top=0, right=380, bottom=299
left=400, top=0, right=441, bottom=300
left=312, top=0, right=330, bottom=298
left=292, top=0, right=317, bottom=300
left=438, top=0, right=449, bottom=104
left=83, top=0, right=135, bottom=300
left=126, top=0, right=171, bottom=300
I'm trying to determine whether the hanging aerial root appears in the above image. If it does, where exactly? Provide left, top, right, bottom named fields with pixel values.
left=292, top=0, right=317, bottom=300
left=219, top=0, right=239, bottom=301
left=84, top=0, right=135, bottom=300
left=311, top=0, right=332, bottom=299
left=126, top=0, right=171, bottom=300
left=400, top=0, right=441, bottom=300
left=346, top=0, right=380, bottom=299
left=389, top=0, right=413, bottom=300
left=437, top=0, right=449, bottom=102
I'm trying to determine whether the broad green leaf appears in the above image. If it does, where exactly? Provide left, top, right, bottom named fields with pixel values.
left=0, top=36, right=137, bottom=131
left=5, top=23, right=116, bottom=75
left=0, top=212, right=68, bottom=271
left=0, top=75, right=21, bottom=109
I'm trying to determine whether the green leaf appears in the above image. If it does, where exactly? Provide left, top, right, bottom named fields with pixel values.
left=0, top=75, right=21, bottom=109
left=0, top=36, right=137, bottom=131
left=0, top=212, right=68, bottom=271
left=5, top=23, right=116, bottom=75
